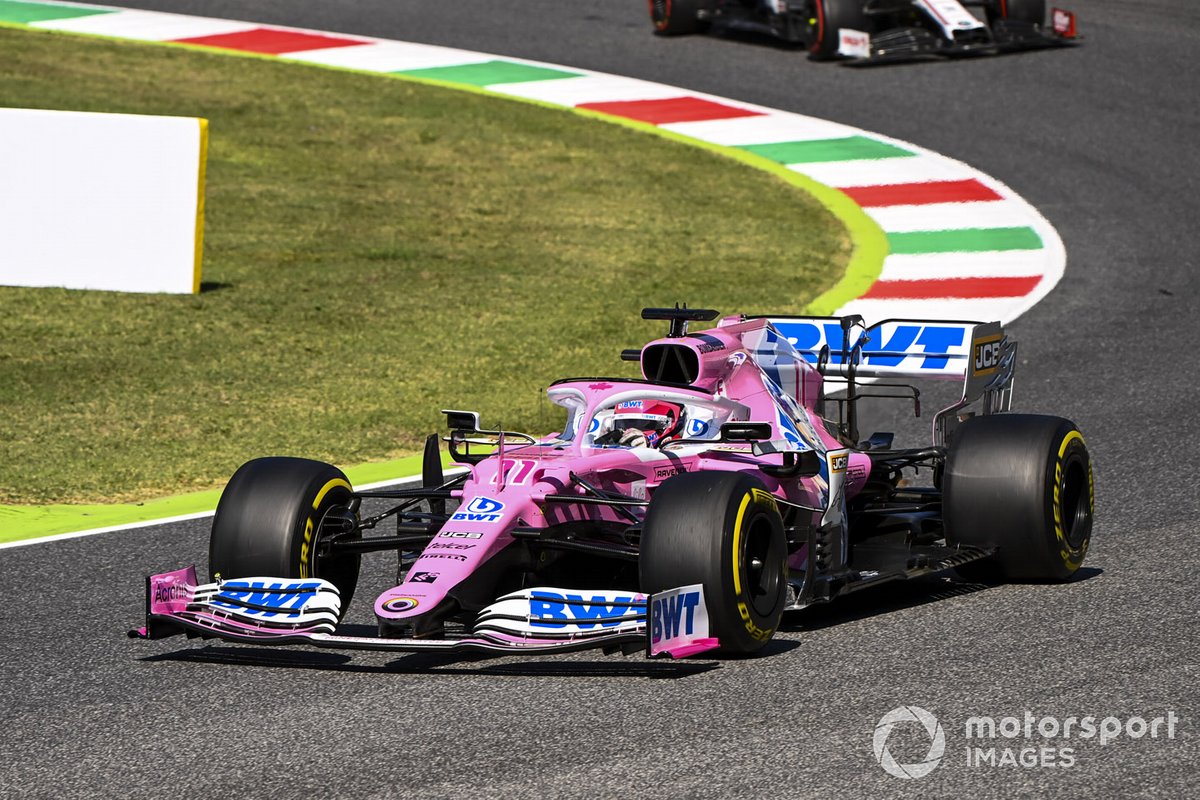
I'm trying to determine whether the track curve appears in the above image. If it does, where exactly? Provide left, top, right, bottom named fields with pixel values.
left=2, top=1, right=1198, bottom=797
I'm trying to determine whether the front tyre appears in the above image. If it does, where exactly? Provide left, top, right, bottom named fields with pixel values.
left=210, top=457, right=361, bottom=614
left=641, top=472, right=787, bottom=654
left=944, top=415, right=1093, bottom=582
left=807, top=0, right=871, bottom=60
left=649, top=0, right=709, bottom=36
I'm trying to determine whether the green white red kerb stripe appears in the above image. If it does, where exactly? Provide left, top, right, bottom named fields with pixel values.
left=0, top=0, right=1066, bottom=324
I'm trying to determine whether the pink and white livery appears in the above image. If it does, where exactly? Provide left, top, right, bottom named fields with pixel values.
left=133, top=307, right=1094, bottom=659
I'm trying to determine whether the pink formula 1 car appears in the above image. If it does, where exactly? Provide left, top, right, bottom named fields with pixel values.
left=133, top=307, right=1093, bottom=659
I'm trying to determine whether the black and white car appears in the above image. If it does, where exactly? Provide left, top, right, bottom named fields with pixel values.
left=648, top=0, right=1079, bottom=62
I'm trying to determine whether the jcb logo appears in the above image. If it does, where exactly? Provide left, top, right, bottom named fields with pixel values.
left=830, top=453, right=848, bottom=474
left=973, top=337, right=1003, bottom=376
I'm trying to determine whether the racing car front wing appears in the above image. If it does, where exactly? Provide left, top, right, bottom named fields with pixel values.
left=837, top=10, right=1080, bottom=64
left=130, top=567, right=719, bottom=659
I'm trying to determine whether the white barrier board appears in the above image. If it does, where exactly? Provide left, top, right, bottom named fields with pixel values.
left=0, top=108, right=207, bottom=294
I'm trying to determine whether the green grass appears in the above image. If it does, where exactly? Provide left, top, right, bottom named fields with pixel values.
left=0, top=26, right=850, bottom=505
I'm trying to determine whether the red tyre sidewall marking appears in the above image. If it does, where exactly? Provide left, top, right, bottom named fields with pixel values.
left=811, top=0, right=827, bottom=54
left=652, top=0, right=672, bottom=31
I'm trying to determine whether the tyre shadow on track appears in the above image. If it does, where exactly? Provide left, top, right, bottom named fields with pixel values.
left=783, top=568, right=1103, bottom=632
left=707, top=29, right=807, bottom=52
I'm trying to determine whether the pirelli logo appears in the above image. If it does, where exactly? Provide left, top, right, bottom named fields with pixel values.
left=972, top=334, right=1004, bottom=377
left=751, top=488, right=779, bottom=511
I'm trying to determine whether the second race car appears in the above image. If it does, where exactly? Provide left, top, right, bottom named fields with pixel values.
left=649, top=0, right=1080, bottom=62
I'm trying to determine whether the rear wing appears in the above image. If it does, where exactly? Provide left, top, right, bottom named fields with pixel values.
left=761, top=316, right=999, bottom=380
left=756, top=315, right=1017, bottom=446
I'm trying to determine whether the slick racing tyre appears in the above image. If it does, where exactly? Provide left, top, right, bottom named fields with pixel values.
left=641, top=472, right=787, bottom=654
left=943, top=415, right=1093, bottom=582
left=986, top=0, right=1045, bottom=25
left=808, top=0, right=871, bottom=60
left=649, top=0, right=710, bottom=35
left=210, top=457, right=361, bottom=614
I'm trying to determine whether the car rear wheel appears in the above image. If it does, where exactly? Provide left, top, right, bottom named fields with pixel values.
left=649, top=0, right=710, bottom=36
left=808, top=0, right=871, bottom=60
left=640, top=471, right=787, bottom=654
left=943, top=414, right=1093, bottom=582
left=986, top=0, right=1046, bottom=25
left=210, top=457, right=361, bottom=615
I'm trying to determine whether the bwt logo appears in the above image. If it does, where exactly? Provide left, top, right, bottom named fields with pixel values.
left=650, top=590, right=702, bottom=644
left=213, top=582, right=320, bottom=618
left=529, top=592, right=639, bottom=629
left=777, top=321, right=966, bottom=370
left=451, top=496, right=505, bottom=523
left=973, top=338, right=1003, bottom=375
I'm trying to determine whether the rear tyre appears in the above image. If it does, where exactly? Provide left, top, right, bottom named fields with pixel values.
left=944, top=415, right=1093, bottom=582
left=210, top=457, right=361, bottom=614
left=649, top=0, right=709, bottom=36
left=808, top=0, right=870, bottom=60
left=641, top=472, right=787, bottom=654
left=986, top=0, right=1046, bottom=25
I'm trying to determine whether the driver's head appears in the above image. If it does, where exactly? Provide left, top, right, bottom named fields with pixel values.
left=610, top=399, right=684, bottom=447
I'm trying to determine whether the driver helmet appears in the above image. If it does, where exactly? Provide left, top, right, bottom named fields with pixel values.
left=610, top=399, right=685, bottom=447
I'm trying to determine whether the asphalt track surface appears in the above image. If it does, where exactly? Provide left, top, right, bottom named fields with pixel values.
left=3, top=1, right=1198, bottom=797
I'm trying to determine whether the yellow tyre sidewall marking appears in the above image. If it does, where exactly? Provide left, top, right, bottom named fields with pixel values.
left=732, top=489, right=777, bottom=642
left=731, top=493, right=750, bottom=597
left=301, top=477, right=352, bottom=578
left=1053, top=431, right=1089, bottom=570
